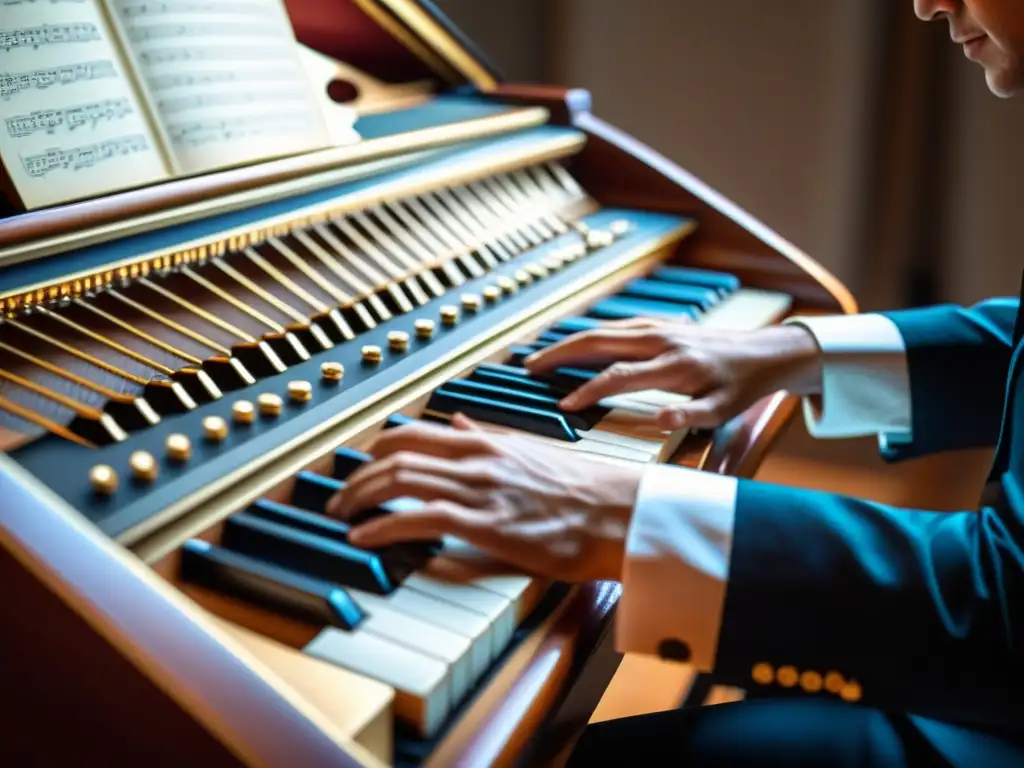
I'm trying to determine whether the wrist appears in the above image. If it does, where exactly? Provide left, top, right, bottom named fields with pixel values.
left=760, top=324, right=824, bottom=396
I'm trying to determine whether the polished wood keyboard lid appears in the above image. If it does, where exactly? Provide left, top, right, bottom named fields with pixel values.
left=283, top=0, right=503, bottom=90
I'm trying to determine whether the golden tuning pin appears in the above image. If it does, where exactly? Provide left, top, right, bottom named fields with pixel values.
left=440, top=305, right=459, bottom=326
left=233, top=400, right=256, bottom=424
left=415, top=318, right=435, bottom=338
left=288, top=380, right=313, bottom=403
left=321, top=361, right=345, bottom=382
left=461, top=294, right=482, bottom=312
left=388, top=331, right=410, bottom=352
left=129, top=451, right=158, bottom=482
left=89, top=465, right=118, bottom=495
left=165, top=433, right=191, bottom=462
left=202, top=415, right=229, bottom=442
left=258, top=393, right=283, bottom=416
left=482, top=286, right=501, bottom=303
left=609, top=219, right=631, bottom=237
left=361, top=345, right=383, bottom=364
left=498, top=276, right=517, bottom=294
left=515, top=269, right=532, bottom=285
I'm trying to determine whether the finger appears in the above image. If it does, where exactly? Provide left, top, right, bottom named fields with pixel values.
left=595, top=317, right=665, bottom=330
left=559, top=357, right=687, bottom=410
left=523, top=329, right=666, bottom=373
left=364, top=419, right=495, bottom=462
left=348, top=501, right=481, bottom=548
left=331, top=451, right=483, bottom=517
left=328, top=465, right=481, bottom=520
left=451, top=412, right=484, bottom=432
left=656, top=393, right=733, bottom=430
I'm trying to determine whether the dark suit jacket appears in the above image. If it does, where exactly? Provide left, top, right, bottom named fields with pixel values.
left=711, top=289, right=1024, bottom=765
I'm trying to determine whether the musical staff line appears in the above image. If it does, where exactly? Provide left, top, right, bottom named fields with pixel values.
left=168, top=113, right=312, bottom=149
left=0, top=23, right=101, bottom=53
left=114, top=0, right=269, bottom=18
left=146, top=67, right=296, bottom=93
left=0, top=60, right=117, bottom=101
left=6, top=97, right=133, bottom=138
left=139, top=45, right=293, bottom=65
left=157, top=90, right=304, bottom=116
left=125, top=21, right=280, bottom=43
left=21, top=134, right=151, bottom=177
left=1, top=0, right=87, bottom=5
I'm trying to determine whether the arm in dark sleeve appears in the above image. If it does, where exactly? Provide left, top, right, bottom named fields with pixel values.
left=711, top=477, right=1024, bottom=731
left=877, top=298, right=1019, bottom=461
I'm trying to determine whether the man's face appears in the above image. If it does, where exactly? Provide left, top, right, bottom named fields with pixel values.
left=915, top=0, right=1024, bottom=96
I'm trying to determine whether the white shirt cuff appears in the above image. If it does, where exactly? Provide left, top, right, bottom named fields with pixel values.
left=783, top=314, right=913, bottom=441
left=616, top=463, right=737, bottom=671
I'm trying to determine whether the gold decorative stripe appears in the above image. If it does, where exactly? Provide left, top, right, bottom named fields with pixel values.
left=377, top=0, right=500, bottom=90
left=128, top=222, right=697, bottom=558
left=0, top=130, right=584, bottom=318
left=353, top=0, right=462, bottom=84
left=0, top=105, right=550, bottom=269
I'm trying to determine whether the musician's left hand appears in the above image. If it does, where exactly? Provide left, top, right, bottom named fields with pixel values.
left=325, top=414, right=642, bottom=582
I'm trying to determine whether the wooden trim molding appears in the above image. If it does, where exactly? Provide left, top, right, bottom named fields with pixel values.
left=0, top=455, right=381, bottom=768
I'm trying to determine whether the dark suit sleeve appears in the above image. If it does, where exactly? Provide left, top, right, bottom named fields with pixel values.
left=878, top=298, right=1019, bottom=461
left=712, top=478, right=1023, bottom=731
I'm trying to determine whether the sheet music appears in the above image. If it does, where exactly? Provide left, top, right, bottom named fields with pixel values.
left=104, top=0, right=335, bottom=176
left=0, top=0, right=169, bottom=209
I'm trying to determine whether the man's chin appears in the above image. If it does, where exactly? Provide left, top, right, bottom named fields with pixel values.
left=985, top=68, right=1023, bottom=98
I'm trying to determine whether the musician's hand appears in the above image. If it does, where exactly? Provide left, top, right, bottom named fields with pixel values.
left=524, top=320, right=822, bottom=430
left=325, top=415, right=640, bottom=582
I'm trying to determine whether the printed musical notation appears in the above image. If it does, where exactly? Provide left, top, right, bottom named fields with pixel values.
left=157, top=89, right=303, bottom=116
left=126, top=21, right=278, bottom=43
left=0, top=60, right=117, bottom=101
left=115, top=0, right=267, bottom=18
left=138, top=45, right=291, bottom=66
left=6, top=97, right=132, bottom=138
left=168, top=113, right=311, bottom=149
left=146, top=67, right=295, bottom=93
left=1, top=0, right=87, bottom=5
left=21, top=133, right=150, bottom=178
left=0, top=23, right=101, bottom=53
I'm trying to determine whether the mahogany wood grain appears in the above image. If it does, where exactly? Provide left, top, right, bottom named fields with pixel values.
left=0, top=457, right=364, bottom=768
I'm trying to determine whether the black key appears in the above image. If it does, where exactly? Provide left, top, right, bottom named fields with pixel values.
left=537, top=330, right=570, bottom=345
left=333, top=446, right=371, bottom=479
left=620, top=278, right=718, bottom=309
left=426, top=388, right=578, bottom=441
left=471, top=363, right=558, bottom=394
left=587, top=297, right=700, bottom=322
left=291, top=470, right=343, bottom=512
left=222, top=513, right=396, bottom=594
left=505, top=344, right=548, bottom=368
left=179, top=538, right=364, bottom=630
left=536, top=366, right=600, bottom=393
left=383, top=413, right=416, bottom=430
left=245, top=498, right=430, bottom=579
left=552, top=317, right=602, bottom=335
left=472, top=362, right=592, bottom=397
left=445, top=378, right=607, bottom=429
left=651, top=266, right=740, bottom=294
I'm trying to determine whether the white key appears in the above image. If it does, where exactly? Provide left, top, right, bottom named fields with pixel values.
left=359, top=600, right=475, bottom=703
left=350, top=585, right=493, bottom=680
left=305, top=627, right=450, bottom=738
left=698, top=288, right=792, bottom=330
left=404, top=573, right=517, bottom=661
left=429, top=538, right=544, bottom=621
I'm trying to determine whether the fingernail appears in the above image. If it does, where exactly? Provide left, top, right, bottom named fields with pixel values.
left=560, top=395, right=577, bottom=409
left=665, top=410, right=685, bottom=429
left=524, top=353, right=538, bottom=366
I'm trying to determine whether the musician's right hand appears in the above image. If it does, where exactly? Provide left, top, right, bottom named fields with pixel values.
left=523, top=319, right=824, bottom=430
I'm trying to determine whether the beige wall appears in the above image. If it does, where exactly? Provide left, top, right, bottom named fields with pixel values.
left=435, top=0, right=1024, bottom=309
